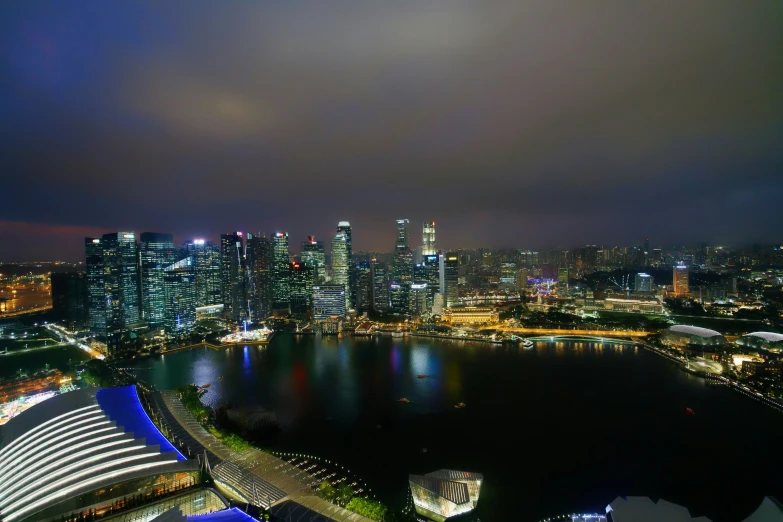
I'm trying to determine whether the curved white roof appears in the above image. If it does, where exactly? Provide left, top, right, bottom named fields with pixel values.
left=667, top=325, right=723, bottom=339
left=741, top=332, right=783, bottom=343
left=0, top=386, right=194, bottom=522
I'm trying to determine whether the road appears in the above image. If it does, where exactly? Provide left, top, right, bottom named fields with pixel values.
left=499, top=327, right=650, bottom=337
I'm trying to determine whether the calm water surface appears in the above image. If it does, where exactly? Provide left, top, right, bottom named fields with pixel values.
left=127, top=334, right=783, bottom=521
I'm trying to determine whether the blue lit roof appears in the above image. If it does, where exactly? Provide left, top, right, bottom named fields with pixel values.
left=95, top=385, right=186, bottom=460
left=188, top=508, right=260, bottom=521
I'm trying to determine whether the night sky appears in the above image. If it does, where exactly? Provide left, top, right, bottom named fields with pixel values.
left=2, top=1, right=783, bottom=261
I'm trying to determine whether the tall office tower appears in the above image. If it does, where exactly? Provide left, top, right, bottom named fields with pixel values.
left=354, top=261, right=373, bottom=312
left=643, top=238, right=650, bottom=265
left=246, top=233, right=272, bottom=322
left=558, top=267, right=570, bottom=287
left=336, top=222, right=354, bottom=307
left=443, top=252, right=459, bottom=308
left=409, top=283, right=429, bottom=316
left=220, top=233, right=245, bottom=322
left=271, top=232, right=291, bottom=314
left=301, top=236, right=326, bottom=284
left=635, top=272, right=654, bottom=292
left=289, top=261, right=314, bottom=319
left=393, top=219, right=413, bottom=284
left=85, top=237, right=106, bottom=335
left=163, top=257, right=196, bottom=336
left=102, top=232, right=141, bottom=355
left=183, top=239, right=222, bottom=307
left=673, top=265, right=689, bottom=296
left=371, top=260, right=390, bottom=312
left=331, top=232, right=352, bottom=310
left=312, top=284, right=347, bottom=320
left=389, top=282, right=411, bottom=314
left=51, top=272, right=88, bottom=329
left=423, top=254, right=440, bottom=310
left=422, top=222, right=436, bottom=256
left=139, top=232, right=175, bottom=330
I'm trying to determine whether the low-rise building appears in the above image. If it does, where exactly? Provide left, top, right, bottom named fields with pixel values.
left=661, top=325, right=728, bottom=349
left=443, top=306, right=499, bottom=326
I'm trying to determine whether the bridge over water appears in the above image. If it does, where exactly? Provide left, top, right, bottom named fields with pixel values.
left=514, top=334, right=637, bottom=345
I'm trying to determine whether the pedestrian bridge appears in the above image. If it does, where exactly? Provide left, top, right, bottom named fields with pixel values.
left=522, top=335, right=637, bottom=345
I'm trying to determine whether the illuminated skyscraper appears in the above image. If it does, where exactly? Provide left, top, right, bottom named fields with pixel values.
left=301, top=236, right=326, bottom=284
left=389, top=282, right=411, bottom=314
left=443, top=252, right=459, bottom=308
left=85, top=237, right=105, bottom=335
left=673, top=265, right=689, bottom=296
left=392, top=219, right=413, bottom=286
left=271, top=232, right=290, bottom=313
left=163, top=257, right=196, bottom=335
left=102, top=232, right=141, bottom=355
left=332, top=230, right=352, bottom=310
left=337, top=222, right=354, bottom=307
left=289, top=260, right=314, bottom=319
left=139, top=232, right=175, bottom=330
left=220, top=233, right=245, bottom=322
left=635, top=272, right=654, bottom=292
left=422, top=221, right=436, bottom=256
left=312, top=284, right=346, bottom=320
left=182, top=239, right=222, bottom=307
left=354, top=261, right=373, bottom=312
left=246, top=233, right=272, bottom=322
left=372, top=260, right=389, bottom=312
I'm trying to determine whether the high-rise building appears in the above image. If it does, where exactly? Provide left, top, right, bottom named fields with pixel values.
left=163, top=257, right=196, bottom=335
left=312, top=284, right=346, bottom=320
left=220, top=233, right=245, bottom=322
left=102, top=232, right=141, bottom=354
left=635, top=272, right=654, bottom=293
left=423, top=254, right=440, bottom=311
left=139, top=232, right=175, bottom=330
left=409, top=283, right=429, bottom=316
left=301, top=236, right=326, bottom=284
left=182, top=239, right=222, bottom=307
left=372, top=260, right=389, bottom=312
left=673, top=265, right=689, bottom=296
left=389, top=282, right=411, bottom=314
left=289, top=261, right=314, bottom=319
left=337, top=222, right=354, bottom=307
left=331, top=230, right=352, bottom=310
left=500, top=262, right=516, bottom=284
left=85, top=237, right=105, bottom=335
left=443, top=252, right=459, bottom=308
left=246, top=233, right=272, bottom=322
left=392, top=219, right=413, bottom=284
left=271, top=232, right=290, bottom=313
left=422, top=222, right=436, bottom=256
left=51, top=271, right=88, bottom=329
left=354, top=261, right=373, bottom=312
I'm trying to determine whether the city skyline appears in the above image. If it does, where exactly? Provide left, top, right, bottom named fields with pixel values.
left=2, top=1, right=783, bottom=261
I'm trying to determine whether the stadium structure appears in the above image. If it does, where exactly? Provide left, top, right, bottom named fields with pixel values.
left=736, top=332, right=783, bottom=353
left=660, top=325, right=728, bottom=349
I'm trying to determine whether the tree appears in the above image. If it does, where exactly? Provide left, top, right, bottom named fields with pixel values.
left=317, top=480, right=337, bottom=502
left=346, top=497, right=388, bottom=521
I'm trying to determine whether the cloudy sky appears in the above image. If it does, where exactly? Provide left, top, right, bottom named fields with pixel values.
left=1, top=1, right=782, bottom=260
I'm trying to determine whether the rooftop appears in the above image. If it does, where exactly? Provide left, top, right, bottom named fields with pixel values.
left=741, top=332, right=783, bottom=343
left=667, top=325, right=723, bottom=339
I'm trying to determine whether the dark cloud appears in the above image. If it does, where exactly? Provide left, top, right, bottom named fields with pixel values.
left=1, top=0, right=782, bottom=260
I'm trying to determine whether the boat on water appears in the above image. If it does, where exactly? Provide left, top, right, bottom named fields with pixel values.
left=218, top=376, right=226, bottom=381
left=397, top=398, right=410, bottom=403
left=391, top=330, right=404, bottom=338
left=686, top=407, right=695, bottom=415
left=455, top=402, right=466, bottom=409
left=522, top=340, right=534, bottom=349
left=199, top=383, right=211, bottom=389
left=417, top=374, right=426, bottom=379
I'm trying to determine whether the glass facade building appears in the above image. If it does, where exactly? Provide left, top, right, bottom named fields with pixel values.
left=409, top=470, right=483, bottom=522
left=354, top=261, right=373, bottom=312
left=163, top=257, right=197, bottom=335
left=392, top=219, right=413, bottom=286
left=246, top=233, right=272, bottom=323
left=271, top=232, right=290, bottom=313
left=102, top=232, right=141, bottom=355
left=140, top=232, right=175, bottom=330
left=289, top=261, right=313, bottom=319
left=372, top=260, right=389, bottom=312
left=182, top=239, right=222, bottom=308
left=443, top=253, right=460, bottom=308
left=220, top=233, right=245, bottom=322
left=301, top=236, right=326, bottom=285
left=422, top=221, right=436, bottom=256
left=312, top=284, right=346, bottom=320
left=331, top=231, right=351, bottom=310
left=85, top=237, right=105, bottom=335
left=635, top=272, right=654, bottom=292
left=673, top=265, right=689, bottom=295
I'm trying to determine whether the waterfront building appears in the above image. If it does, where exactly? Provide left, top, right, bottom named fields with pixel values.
left=442, top=306, right=498, bottom=326
left=289, top=261, right=314, bottom=319
left=661, top=325, right=727, bottom=348
left=337, top=222, right=353, bottom=304
left=102, top=232, right=141, bottom=355
left=85, top=237, right=105, bottom=335
left=301, top=236, right=326, bottom=284
left=443, top=253, right=459, bottom=308
left=220, top=233, right=246, bottom=322
left=51, top=271, right=88, bottom=329
left=311, top=284, right=346, bottom=320
left=673, top=264, right=689, bottom=295
left=736, top=332, right=783, bottom=353
left=246, top=233, right=272, bottom=322
left=163, top=257, right=196, bottom=335
left=182, top=240, right=222, bottom=308
left=0, top=385, right=198, bottom=522
left=409, top=283, right=429, bottom=316
left=635, top=272, right=654, bottom=293
left=409, top=469, right=483, bottom=522
left=371, top=260, right=389, bottom=312
left=331, top=231, right=352, bottom=310
left=422, top=221, right=436, bottom=256
left=271, top=232, right=290, bottom=314
left=140, top=232, right=175, bottom=330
